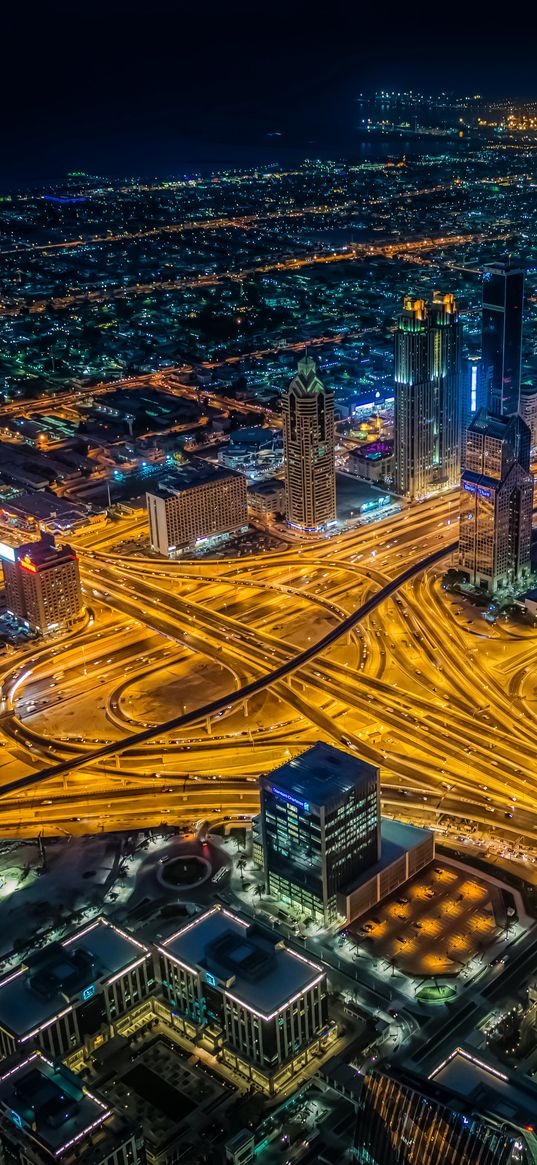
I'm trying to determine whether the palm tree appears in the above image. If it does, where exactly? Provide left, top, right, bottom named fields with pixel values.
left=252, top=883, right=264, bottom=903
left=237, top=855, right=247, bottom=889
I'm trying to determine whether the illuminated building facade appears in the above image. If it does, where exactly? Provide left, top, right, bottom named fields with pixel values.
left=259, top=743, right=381, bottom=924
left=459, top=409, right=533, bottom=592
left=354, top=1063, right=534, bottom=1163
left=482, top=260, right=524, bottom=417
left=520, top=383, right=537, bottom=451
left=394, top=293, right=462, bottom=500
left=463, top=354, right=487, bottom=432
left=0, top=1050, right=143, bottom=1165
left=1, top=534, right=83, bottom=635
left=0, top=918, right=153, bottom=1063
left=147, top=468, right=248, bottom=555
left=157, top=906, right=331, bottom=1094
left=282, top=355, right=336, bottom=532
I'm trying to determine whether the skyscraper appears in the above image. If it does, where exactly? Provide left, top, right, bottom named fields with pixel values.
left=482, top=259, right=524, bottom=417
left=259, top=742, right=380, bottom=924
left=394, top=293, right=462, bottom=500
left=0, top=533, right=83, bottom=635
left=459, top=408, right=533, bottom=593
left=282, top=355, right=336, bottom=532
left=354, top=1065, right=535, bottom=1164
left=463, top=353, right=487, bottom=432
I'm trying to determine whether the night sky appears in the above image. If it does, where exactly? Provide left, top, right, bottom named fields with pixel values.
left=2, top=1, right=533, bottom=182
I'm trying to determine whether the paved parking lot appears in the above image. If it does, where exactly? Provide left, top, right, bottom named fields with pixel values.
left=349, top=862, right=499, bottom=977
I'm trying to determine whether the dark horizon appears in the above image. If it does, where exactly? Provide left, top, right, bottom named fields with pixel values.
left=3, top=0, right=537, bottom=183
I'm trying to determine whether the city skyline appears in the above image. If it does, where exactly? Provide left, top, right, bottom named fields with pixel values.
left=1, top=48, right=537, bottom=1163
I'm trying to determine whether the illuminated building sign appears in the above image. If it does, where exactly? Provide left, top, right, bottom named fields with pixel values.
left=272, top=787, right=309, bottom=812
left=463, top=482, right=491, bottom=499
left=9, top=1110, right=23, bottom=1129
left=205, top=972, right=217, bottom=988
left=0, top=543, right=15, bottom=562
left=82, top=984, right=95, bottom=1001
left=19, top=556, right=36, bottom=573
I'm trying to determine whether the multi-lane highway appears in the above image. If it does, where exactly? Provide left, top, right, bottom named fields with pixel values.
left=0, top=488, right=536, bottom=844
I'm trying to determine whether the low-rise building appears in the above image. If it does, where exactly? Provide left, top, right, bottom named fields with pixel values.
left=0, top=918, right=153, bottom=1063
left=247, top=478, right=286, bottom=517
left=156, top=906, right=333, bottom=1093
left=337, top=818, right=435, bottom=922
left=225, top=1128, right=255, bottom=1164
left=218, top=427, right=283, bottom=479
left=347, top=441, right=394, bottom=483
left=0, top=1050, right=143, bottom=1165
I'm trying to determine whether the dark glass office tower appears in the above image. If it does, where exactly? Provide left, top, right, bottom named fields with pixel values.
left=482, top=260, right=524, bottom=417
left=259, top=743, right=380, bottom=924
left=355, top=1068, right=534, bottom=1164
left=459, top=409, right=533, bottom=593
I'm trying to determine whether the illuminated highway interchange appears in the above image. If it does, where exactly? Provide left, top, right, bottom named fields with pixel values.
left=0, top=490, right=536, bottom=853
left=1, top=143, right=537, bottom=856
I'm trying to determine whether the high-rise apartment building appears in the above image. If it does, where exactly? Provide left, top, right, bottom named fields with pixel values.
left=394, top=293, right=462, bottom=500
left=147, top=467, right=248, bottom=555
left=259, top=742, right=380, bottom=924
left=459, top=408, right=533, bottom=593
left=282, top=355, right=336, bottom=532
left=482, top=259, right=524, bottom=417
left=1, top=534, right=83, bottom=635
left=355, top=1062, right=536, bottom=1164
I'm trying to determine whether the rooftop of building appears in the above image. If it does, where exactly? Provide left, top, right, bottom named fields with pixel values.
left=260, top=742, right=378, bottom=810
left=146, top=463, right=243, bottom=500
left=228, top=426, right=282, bottom=449
left=483, top=257, right=525, bottom=275
left=0, top=491, right=90, bottom=523
left=247, top=477, right=286, bottom=497
left=12, top=533, right=78, bottom=570
left=429, top=1045, right=537, bottom=1130
left=349, top=440, right=393, bottom=461
left=0, top=1051, right=115, bottom=1159
left=159, top=906, right=323, bottom=1018
left=467, top=407, right=514, bottom=439
left=342, top=817, right=433, bottom=898
left=287, top=355, right=330, bottom=398
left=0, top=918, right=148, bottom=1039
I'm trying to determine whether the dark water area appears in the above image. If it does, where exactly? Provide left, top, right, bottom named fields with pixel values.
left=0, top=136, right=472, bottom=195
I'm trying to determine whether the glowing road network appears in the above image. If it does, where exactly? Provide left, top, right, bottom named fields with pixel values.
left=0, top=490, right=536, bottom=848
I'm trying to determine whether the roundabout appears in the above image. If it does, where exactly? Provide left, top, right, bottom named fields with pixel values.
left=157, top=853, right=211, bottom=890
